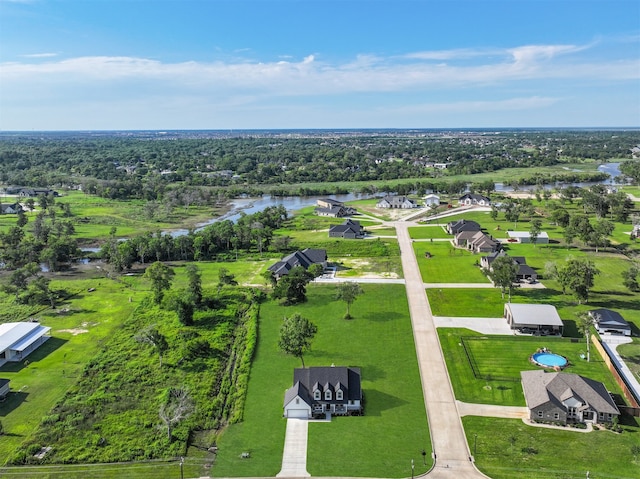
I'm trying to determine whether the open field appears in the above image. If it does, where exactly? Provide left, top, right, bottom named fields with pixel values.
left=213, top=284, right=431, bottom=478
left=414, top=241, right=489, bottom=283
left=408, top=224, right=451, bottom=239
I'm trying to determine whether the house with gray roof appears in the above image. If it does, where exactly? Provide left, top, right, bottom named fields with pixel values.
left=283, top=366, right=363, bottom=419
left=0, top=322, right=52, bottom=367
left=329, top=219, right=364, bottom=239
left=589, top=309, right=632, bottom=336
left=376, top=195, right=417, bottom=209
left=454, top=230, right=498, bottom=254
left=521, top=370, right=620, bottom=425
left=459, top=193, right=491, bottom=206
left=315, top=199, right=357, bottom=217
left=0, top=203, right=24, bottom=215
left=504, top=303, right=563, bottom=335
left=446, top=219, right=481, bottom=235
left=268, top=248, right=327, bottom=279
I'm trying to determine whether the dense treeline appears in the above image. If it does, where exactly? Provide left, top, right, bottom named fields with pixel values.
left=1, top=130, right=637, bottom=200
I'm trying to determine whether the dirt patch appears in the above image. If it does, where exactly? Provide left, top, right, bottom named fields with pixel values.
left=57, top=328, right=89, bottom=335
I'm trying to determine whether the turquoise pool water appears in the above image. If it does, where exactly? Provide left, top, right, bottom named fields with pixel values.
left=532, top=352, right=568, bottom=368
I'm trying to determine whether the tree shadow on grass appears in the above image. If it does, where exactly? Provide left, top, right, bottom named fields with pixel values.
left=0, top=391, right=29, bottom=417
left=360, top=311, right=405, bottom=322
left=0, top=337, right=67, bottom=374
left=362, top=389, right=408, bottom=417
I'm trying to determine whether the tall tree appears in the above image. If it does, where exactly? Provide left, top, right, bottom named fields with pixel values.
left=144, top=261, right=175, bottom=304
left=621, top=265, right=640, bottom=292
left=278, top=313, right=318, bottom=368
left=335, top=281, right=364, bottom=319
left=558, top=258, right=600, bottom=303
left=217, top=267, right=238, bottom=295
left=272, top=266, right=313, bottom=305
left=529, top=219, right=543, bottom=247
left=185, top=263, right=202, bottom=306
left=576, top=312, right=596, bottom=362
left=483, top=255, right=518, bottom=300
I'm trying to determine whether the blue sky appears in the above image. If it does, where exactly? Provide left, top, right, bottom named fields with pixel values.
left=1, top=0, right=639, bottom=130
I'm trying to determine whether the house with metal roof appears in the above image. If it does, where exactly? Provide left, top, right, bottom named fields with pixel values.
left=507, top=231, right=550, bottom=244
left=283, top=366, right=363, bottom=419
left=0, top=322, right=52, bottom=367
left=521, top=370, right=620, bottom=425
left=589, top=309, right=632, bottom=336
left=504, top=303, right=563, bottom=335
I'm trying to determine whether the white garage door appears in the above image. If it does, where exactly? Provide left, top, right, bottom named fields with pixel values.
left=286, top=408, right=309, bottom=419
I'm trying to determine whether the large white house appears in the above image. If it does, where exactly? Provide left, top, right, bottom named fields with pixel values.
left=0, top=322, right=51, bottom=367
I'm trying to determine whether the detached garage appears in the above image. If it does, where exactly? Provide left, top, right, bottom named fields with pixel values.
left=504, top=303, right=564, bottom=335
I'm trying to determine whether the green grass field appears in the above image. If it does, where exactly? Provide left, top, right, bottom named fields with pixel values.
left=408, top=225, right=451, bottom=239
left=213, top=284, right=431, bottom=478
left=414, top=242, right=489, bottom=283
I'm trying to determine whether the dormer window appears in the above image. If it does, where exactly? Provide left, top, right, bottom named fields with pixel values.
left=336, top=390, right=343, bottom=400
left=325, top=389, right=332, bottom=400
left=314, top=389, right=321, bottom=400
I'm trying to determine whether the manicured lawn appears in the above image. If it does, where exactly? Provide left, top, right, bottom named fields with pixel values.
left=414, top=242, right=489, bottom=283
left=214, top=284, right=431, bottom=478
left=463, top=416, right=640, bottom=479
left=408, top=225, right=450, bottom=239
left=438, top=328, right=624, bottom=406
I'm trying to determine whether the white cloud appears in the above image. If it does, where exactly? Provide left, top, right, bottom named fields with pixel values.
left=21, top=52, right=58, bottom=58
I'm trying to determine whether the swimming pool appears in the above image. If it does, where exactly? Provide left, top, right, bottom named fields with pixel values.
left=531, top=352, right=568, bottom=369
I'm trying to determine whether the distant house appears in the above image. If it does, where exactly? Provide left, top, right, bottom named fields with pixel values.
left=446, top=219, right=481, bottom=235
left=631, top=225, right=640, bottom=240
left=0, top=378, right=9, bottom=399
left=376, top=195, right=417, bottom=209
left=18, top=188, right=59, bottom=198
left=521, top=370, right=619, bottom=425
left=315, top=199, right=357, bottom=217
left=268, top=248, right=327, bottom=279
left=329, top=219, right=364, bottom=239
left=504, top=303, right=563, bottom=335
left=454, top=230, right=498, bottom=254
left=589, top=309, right=631, bottom=336
left=481, top=251, right=537, bottom=282
left=283, top=366, right=363, bottom=419
left=459, top=193, right=491, bottom=206
left=0, top=203, right=24, bottom=214
left=315, top=206, right=347, bottom=218
left=507, top=231, right=550, bottom=244
left=0, top=322, right=52, bottom=367
left=423, top=194, right=440, bottom=207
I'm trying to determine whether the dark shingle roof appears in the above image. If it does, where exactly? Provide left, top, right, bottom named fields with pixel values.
left=590, top=309, right=630, bottom=331
left=293, top=366, right=362, bottom=401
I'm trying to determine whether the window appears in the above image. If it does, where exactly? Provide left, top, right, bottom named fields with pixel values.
left=325, top=390, right=332, bottom=400
left=537, top=411, right=543, bottom=418
left=295, top=398, right=299, bottom=404
left=336, top=390, right=343, bottom=401
left=314, top=390, right=321, bottom=400
left=553, top=413, right=559, bottom=420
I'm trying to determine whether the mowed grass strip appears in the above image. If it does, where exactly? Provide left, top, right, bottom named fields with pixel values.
left=463, top=416, right=640, bottom=479
left=408, top=225, right=450, bottom=239
left=414, top=241, right=489, bottom=283
left=214, top=284, right=431, bottom=478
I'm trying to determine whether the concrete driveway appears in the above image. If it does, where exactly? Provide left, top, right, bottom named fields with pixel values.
left=277, top=418, right=310, bottom=478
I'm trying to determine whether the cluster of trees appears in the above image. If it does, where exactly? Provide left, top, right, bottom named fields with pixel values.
left=101, top=205, right=290, bottom=271
left=2, top=131, right=636, bottom=201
